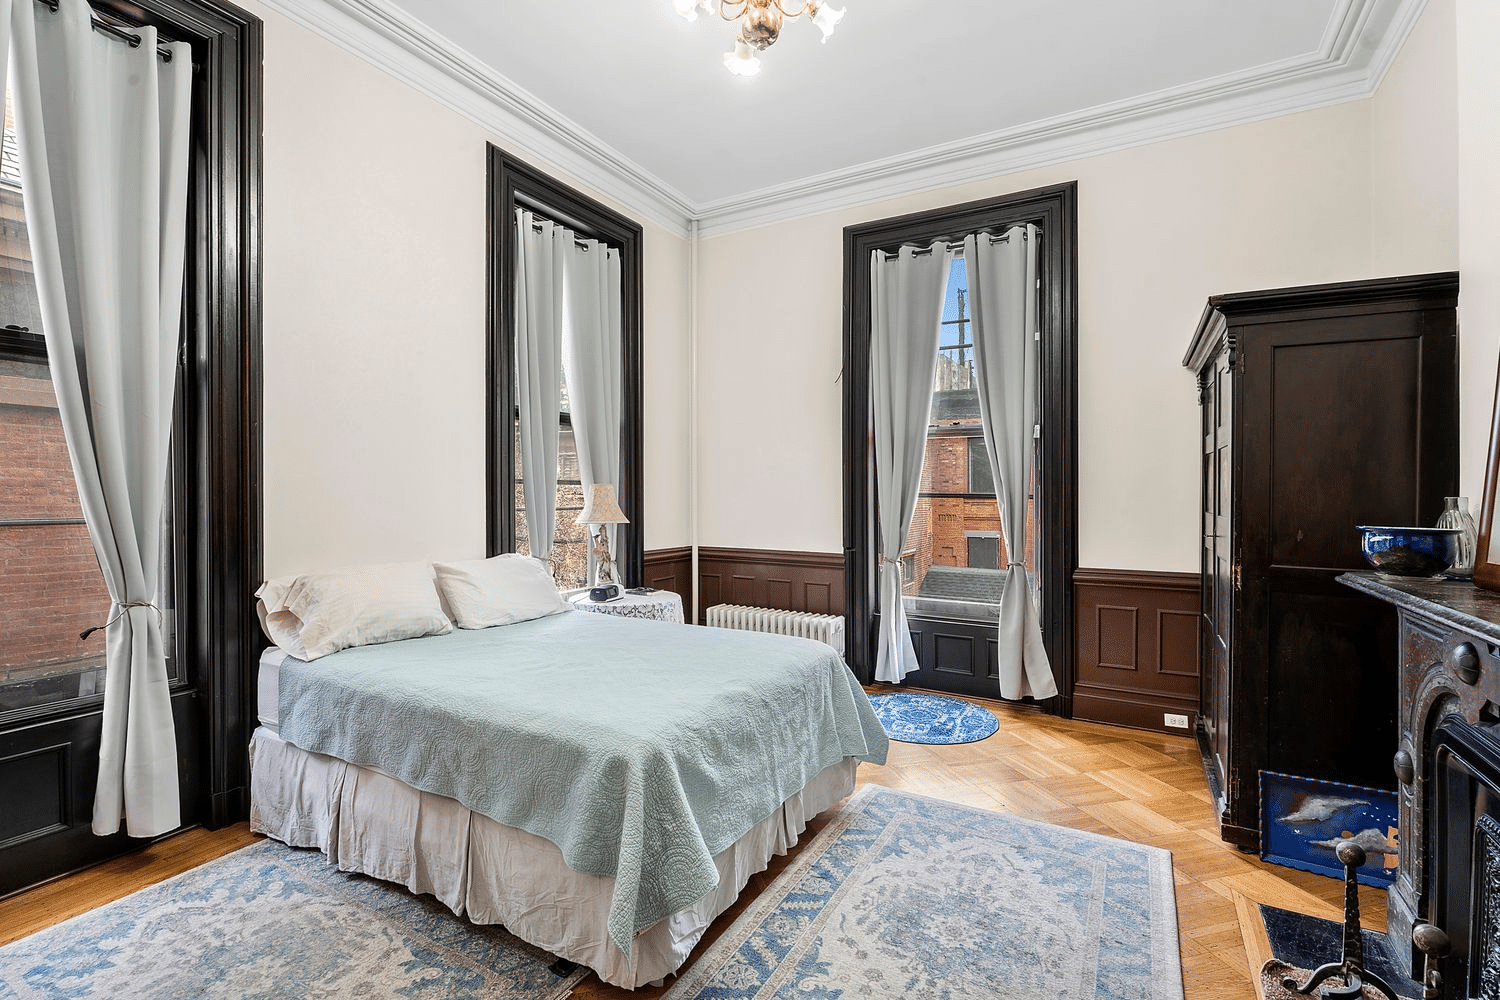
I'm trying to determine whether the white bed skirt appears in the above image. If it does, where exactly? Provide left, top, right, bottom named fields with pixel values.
left=248, top=727, right=856, bottom=989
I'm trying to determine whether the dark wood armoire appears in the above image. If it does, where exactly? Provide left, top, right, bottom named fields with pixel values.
left=1182, top=272, right=1458, bottom=849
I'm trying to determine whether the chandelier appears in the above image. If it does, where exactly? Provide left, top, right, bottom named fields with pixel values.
left=674, top=0, right=846, bottom=77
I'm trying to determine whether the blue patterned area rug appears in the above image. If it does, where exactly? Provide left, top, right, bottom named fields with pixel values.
left=868, top=691, right=1000, bottom=744
left=0, top=840, right=585, bottom=1000
left=665, top=786, right=1183, bottom=1000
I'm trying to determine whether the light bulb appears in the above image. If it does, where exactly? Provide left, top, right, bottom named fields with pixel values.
left=810, top=3, right=844, bottom=42
left=723, top=39, right=761, bottom=76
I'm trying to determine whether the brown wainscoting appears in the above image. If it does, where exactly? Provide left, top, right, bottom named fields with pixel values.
left=642, top=546, right=693, bottom=600
left=697, top=547, right=845, bottom=625
left=1073, top=568, right=1200, bottom=734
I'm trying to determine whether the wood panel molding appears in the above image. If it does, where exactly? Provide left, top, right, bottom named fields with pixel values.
left=642, top=547, right=692, bottom=598
left=1073, top=568, right=1201, bottom=591
left=1073, top=568, right=1200, bottom=734
left=696, top=547, right=845, bottom=625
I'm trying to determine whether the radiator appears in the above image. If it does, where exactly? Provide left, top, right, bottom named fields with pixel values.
left=705, top=604, right=845, bottom=656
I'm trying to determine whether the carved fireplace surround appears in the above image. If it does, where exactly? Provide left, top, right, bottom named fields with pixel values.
left=1341, top=572, right=1500, bottom=998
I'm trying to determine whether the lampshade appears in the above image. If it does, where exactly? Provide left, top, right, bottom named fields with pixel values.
left=577, top=483, right=629, bottom=525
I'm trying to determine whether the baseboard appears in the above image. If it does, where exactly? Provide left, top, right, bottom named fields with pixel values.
left=1072, top=688, right=1197, bottom=735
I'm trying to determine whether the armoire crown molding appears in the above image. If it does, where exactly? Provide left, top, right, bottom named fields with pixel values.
left=259, top=0, right=1423, bottom=239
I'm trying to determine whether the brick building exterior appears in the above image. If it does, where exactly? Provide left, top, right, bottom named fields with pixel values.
left=0, top=363, right=110, bottom=686
left=0, top=152, right=111, bottom=704
left=901, top=382, right=1037, bottom=610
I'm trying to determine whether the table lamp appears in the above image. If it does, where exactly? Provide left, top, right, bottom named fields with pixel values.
left=577, top=483, right=628, bottom=586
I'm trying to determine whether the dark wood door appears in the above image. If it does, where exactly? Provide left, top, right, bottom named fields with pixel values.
left=1201, top=352, right=1233, bottom=806
left=1241, top=319, right=1423, bottom=792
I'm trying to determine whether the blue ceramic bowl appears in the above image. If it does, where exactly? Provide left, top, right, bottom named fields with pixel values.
left=1356, top=526, right=1463, bottom=578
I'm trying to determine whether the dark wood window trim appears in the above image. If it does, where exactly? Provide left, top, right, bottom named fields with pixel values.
left=842, top=182, right=1078, bottom=713
left=133, top=0, right=263, bottom=828
left=485, top=147, right=644, bottom=585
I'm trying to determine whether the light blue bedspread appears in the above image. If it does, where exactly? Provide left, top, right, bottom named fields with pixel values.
left=276, top=610, right=888, bottom=956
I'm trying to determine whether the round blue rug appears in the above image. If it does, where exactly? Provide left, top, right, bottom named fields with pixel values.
left=868, top=692, right=999, bottom=745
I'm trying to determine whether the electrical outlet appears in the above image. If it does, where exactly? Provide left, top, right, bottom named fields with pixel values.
left=1163, top=713, right=1190, bottom=730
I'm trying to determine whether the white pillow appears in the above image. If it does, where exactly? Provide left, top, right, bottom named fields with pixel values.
left=432, top=553, right=566, bottom=629
left=254, top=562, right=451, bottom=660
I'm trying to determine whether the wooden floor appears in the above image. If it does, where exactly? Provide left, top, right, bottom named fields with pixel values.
left=0, top=690, right=1384, bottom=999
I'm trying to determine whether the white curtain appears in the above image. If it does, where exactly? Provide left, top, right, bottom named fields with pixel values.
left=11, top=0, right=193, bottom=836
left=869, top=243, right=950, bottom=683
left=514, top=208, right=568, bottom=565
left=965, top=226, right=1057, bottom=701
left=562, top=237, right=624, bottom=582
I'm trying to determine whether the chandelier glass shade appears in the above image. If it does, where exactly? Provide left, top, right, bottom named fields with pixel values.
left=674, top=0, right=846, bottom=76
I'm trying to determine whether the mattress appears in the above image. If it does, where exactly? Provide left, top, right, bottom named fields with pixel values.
left=250, top=726, right=856, bottom=988
left=256, top=646, right=288, bottom=733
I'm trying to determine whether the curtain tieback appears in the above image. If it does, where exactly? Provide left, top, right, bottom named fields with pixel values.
left=80, top=602, right=163, bottom=641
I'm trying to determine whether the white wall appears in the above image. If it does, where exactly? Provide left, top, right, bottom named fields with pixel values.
left=1370, top=0, right=1458, bottom=280
left=697, top=104, right=1380, bottom=572
left=1457, top=0, right=1500, bottom=514
left=249, top=0, right=1465, bottom=581
left=692, top=0, right=1470, bottom=575
left=249, top=0, right=691, bottom=577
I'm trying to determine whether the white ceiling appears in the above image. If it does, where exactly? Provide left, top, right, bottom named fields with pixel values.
left=272, top=0, right=1424, bottom=234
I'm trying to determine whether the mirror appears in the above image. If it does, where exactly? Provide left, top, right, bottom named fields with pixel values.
left=1473, top=357, right=1500, bottom=590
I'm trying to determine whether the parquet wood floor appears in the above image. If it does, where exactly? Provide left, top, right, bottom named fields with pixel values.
left=0, top=689, right=1383, bottom=999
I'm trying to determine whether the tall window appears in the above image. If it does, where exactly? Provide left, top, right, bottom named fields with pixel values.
left=487, top=148, right=644, bottom=586
left=0, top=94, right=182, bottom=719
left=901, top=257, right=1038, bottom=620
left=842, top=183, right=1077, bottom=700
left=512, top=375, right=589, bottom=589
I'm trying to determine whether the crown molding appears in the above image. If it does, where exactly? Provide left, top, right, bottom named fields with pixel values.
left=255, top=0, right=698, bottom=237
left=692, top=0, right=1425, bottom=235
left=260, top=0, right=1423, bottom=240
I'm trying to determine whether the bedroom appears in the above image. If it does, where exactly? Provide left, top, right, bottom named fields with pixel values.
left=0, top=0, right=1495, bottom=997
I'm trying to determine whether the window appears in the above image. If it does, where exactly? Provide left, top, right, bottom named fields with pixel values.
left=902, top=258, right=1033, bottom=621
left=512, top=379, right=589, bottom=589
left=966, top=435, right=994, bottom=494
left=487, top=149, right=644, bottom=585
left=966, top=532, right=1001, bottom=570
left=0, top=94, right=181, bottom=718
left=842, top=183, right=1077, bottom=699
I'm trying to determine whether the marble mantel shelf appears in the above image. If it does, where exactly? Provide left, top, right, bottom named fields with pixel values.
left=1338, top=571, right=1500, bottom=644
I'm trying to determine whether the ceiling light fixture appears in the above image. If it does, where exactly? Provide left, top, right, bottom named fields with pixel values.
left=674, top=0, right=846, bottom=77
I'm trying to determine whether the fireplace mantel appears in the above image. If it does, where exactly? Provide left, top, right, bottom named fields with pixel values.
left=1339, top=571, right=1500, bottom=992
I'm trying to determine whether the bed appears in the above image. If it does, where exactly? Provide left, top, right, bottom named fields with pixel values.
left=248, top=562, right=887, bottom=989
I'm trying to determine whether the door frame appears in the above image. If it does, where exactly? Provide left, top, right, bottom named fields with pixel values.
left=841, top=182, right=1077, bottom=713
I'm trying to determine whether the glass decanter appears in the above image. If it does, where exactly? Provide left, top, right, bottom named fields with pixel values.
left=1436, top=496, right=1478, bottom=579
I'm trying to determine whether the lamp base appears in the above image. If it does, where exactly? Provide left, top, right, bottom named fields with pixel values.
left=590, top=527, right=620, bottom=587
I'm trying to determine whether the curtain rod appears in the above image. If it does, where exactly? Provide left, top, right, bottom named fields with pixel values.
left=888, top=228, right=1041, bottom=258
left=35, top=0, right=176, bottom=61
left=526, top=220, right=612, bottom=253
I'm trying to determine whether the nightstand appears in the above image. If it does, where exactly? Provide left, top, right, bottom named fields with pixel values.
left=566, top=589, right=684, bottom=624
